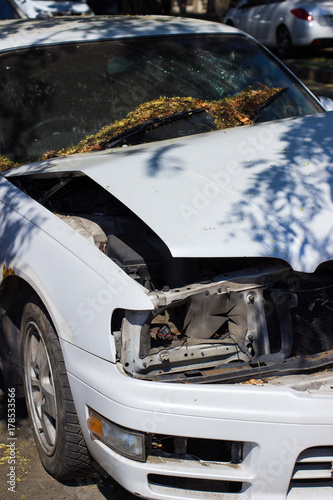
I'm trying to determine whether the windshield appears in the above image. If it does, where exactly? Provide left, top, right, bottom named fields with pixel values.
left=0, top=34, right=322, bottom=165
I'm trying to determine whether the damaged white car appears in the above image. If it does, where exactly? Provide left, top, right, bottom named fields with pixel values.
left=0, top=16, right=333, bottom=500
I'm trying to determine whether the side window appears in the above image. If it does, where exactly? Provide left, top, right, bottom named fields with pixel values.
left=0, top=0, right=20, bottom=19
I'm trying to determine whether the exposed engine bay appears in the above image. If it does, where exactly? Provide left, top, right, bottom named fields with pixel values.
left=11, top=173, right=333, bottom=383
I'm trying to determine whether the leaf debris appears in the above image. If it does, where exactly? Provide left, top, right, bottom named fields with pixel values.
left=0, top=86, right=280, bottom=171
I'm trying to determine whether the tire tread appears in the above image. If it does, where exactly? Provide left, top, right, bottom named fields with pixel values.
left=21, top=297, right=95, bottom=481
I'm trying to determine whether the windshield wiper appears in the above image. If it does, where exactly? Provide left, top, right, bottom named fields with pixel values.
left=102, top=89, right=288, bottom=148
left=252, top=87, right=288, bottom=123
left=102, top=108, right=206, bottom=149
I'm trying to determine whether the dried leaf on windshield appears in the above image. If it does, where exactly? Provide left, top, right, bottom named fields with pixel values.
left=53, top=86, right=280, bottom=157
left=0, top=86, right=280, bottom=171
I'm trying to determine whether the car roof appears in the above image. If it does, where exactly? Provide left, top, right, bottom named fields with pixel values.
left=0, top=15, right=240, bottom=52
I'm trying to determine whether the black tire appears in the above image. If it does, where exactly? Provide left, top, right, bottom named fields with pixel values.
left=276, top=25, right=293, bottom=59
left=21, top=298, right=94, bottom=481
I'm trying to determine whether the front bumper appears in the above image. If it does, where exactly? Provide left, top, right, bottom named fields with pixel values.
left=61, top=340, right=333, bottom=499
left=290, top=19, right=333, bottom=47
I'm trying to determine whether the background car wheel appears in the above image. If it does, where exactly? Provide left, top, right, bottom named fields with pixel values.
left=276, top=25, right=293, bottom=58
left=21, top=298, right=94, bottom=480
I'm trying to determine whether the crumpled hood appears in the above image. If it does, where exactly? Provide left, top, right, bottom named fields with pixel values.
left=6, top=112, right=333, bottom=273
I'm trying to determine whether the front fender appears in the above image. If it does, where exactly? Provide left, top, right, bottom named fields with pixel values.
left=0, top=176, right=153, bottom=361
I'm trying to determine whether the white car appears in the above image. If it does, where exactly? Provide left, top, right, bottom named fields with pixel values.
left=0, top=16, right=333, bottom=500
left=224, top=0, right=333, bottom=57
left=11, top=0, right=92, bottom=18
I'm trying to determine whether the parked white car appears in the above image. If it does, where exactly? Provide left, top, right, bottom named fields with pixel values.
left=11, top=0, right=92, bottom=18
left=0, top=16, right=333, bottom=500
left=224, top=0, right=333, bottom=57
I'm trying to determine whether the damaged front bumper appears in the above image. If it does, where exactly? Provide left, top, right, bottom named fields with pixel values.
left=114, top=263, right=333, bottom=382
left=63, top=339, right=333, bottom=500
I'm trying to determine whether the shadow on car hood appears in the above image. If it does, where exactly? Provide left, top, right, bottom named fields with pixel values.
left=6, top=111, right=333, bottom=273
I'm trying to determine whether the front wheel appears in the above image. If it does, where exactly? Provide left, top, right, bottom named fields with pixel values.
left=21, top=299, right=93, bottom=480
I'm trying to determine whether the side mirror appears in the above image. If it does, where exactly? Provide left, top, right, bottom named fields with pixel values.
left=317, top=96, right=333, bottom=111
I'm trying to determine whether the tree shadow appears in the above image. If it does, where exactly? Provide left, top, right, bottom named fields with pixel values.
left=0, top=175, right=48, bottom=267
left=215, top=112, right=333, bottom=271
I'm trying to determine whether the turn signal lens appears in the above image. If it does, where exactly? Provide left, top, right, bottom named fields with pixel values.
left=87, top=408, right=146, bottom=461
left=87, top=413, right=104, bottom=439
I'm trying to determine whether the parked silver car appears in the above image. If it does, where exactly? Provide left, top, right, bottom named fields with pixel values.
left=1, top=16, right=333, bottom=500
left=224, top=0, right=333, bottom=57
left=9, top=0, right=92, bottom=18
